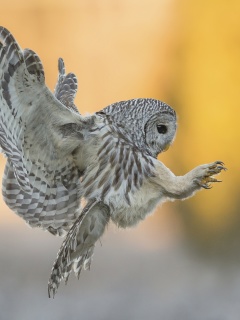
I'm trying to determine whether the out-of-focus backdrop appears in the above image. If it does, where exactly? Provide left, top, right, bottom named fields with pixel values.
left=0, top=1, right=240, bottom=319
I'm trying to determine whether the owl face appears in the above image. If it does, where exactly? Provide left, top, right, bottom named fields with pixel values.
left=100, top=98, right=177, bottom=158
left=144, top=111, right=177, bottom=157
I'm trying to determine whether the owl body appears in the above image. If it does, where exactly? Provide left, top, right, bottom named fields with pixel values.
left=0, top=27, right=226, bottom=297
left=77, top=109, right=168, bottom=228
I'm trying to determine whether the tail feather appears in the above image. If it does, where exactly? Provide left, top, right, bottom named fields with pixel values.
left=48, top=199, right=110, bottom=298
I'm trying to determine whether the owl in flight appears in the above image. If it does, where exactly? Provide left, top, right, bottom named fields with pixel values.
left=0, top=27, right=226, bottom=297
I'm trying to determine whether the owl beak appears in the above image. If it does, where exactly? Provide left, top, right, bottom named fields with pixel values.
left=163, top=143, right=171, bottom=152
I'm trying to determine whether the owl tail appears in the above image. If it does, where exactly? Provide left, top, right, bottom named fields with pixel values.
left=48, top=199, right=110, bottom=298
left=48, top=244, right=95, bottom=298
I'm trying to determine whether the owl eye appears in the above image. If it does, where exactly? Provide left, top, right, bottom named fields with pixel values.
left=157, top=125, right=167, bottom=134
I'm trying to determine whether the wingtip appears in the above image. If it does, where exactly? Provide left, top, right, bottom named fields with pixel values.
left=0, top=26, right=14, bottom=45
left=58, top=57, right=65, bottom=75
left=0, top=26, right=10, bottom=36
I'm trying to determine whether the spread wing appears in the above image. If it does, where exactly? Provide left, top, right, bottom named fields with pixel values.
left=54, top=58, right=80, bottom=115
left=0, top=27, right=92, bottom=235
left=48, top=199, right=110, bottom=297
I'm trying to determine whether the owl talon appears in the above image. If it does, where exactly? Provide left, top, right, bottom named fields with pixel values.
left=201, top=183, right=212, bottom=189
left=207, top=167, right=225, bottom=175
left=196, top=160, right=226, bottom=190
left=209, top=163, right=227, bottom=172
left=217, top=161, right=227, bottom=168
left=208, top=178, right=222, bottom=183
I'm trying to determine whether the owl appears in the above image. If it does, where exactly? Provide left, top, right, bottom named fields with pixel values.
left=0, top=27, right=226, bottom=297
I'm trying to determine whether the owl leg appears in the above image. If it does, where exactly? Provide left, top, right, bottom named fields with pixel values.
left=155, top=160, right=226, bottom=200
left=48, top=199, right=109, bottom=298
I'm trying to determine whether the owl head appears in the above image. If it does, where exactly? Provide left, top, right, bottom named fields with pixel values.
left=99, top=98, right=177, bottom=158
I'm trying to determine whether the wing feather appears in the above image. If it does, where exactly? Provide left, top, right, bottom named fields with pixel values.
left=0, top=27, right=92, bottom=235
left=54, top=58, right=79, bottom=114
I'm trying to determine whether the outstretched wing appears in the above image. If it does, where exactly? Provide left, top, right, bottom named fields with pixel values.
left=54, top=58, right=79, bottom=114
left=48, top=199, right=110, bottom=297
left=0, top=27, right=92, bottom=235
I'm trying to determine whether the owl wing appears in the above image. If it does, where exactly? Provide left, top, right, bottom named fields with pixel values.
left=0, top=27, right=92, bottom=235
left=48, top=198, right=110, bottom=298
left=54, top=58, right=80, bottom=114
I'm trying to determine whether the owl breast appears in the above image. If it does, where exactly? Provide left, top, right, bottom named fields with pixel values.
left=81, top=121, right=163, bottom=228
left=107, top=179, right=163, bottom=228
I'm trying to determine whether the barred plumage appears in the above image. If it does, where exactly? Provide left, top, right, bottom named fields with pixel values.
left=0, top=27, right=226, bottom=297
left=54, top=58, right=79, bottom=115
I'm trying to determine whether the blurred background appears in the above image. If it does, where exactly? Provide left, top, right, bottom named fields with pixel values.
left=0, top=0, right=240, bottom=319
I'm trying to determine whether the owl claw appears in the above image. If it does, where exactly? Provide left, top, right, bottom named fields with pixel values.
left=195, top=160, right=226, bottom=190
left=201, top=183, right=212, bottom=189
left=215, top=160, right=226, bottom=168
left=209, top=161, right=227, bottom=171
